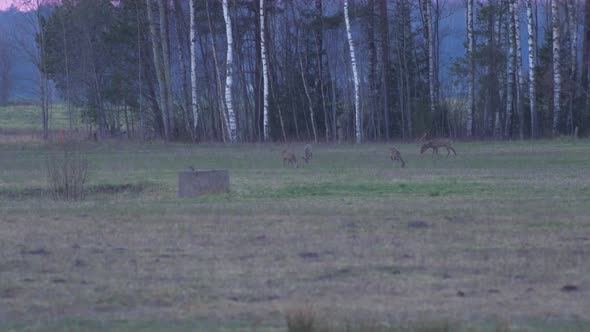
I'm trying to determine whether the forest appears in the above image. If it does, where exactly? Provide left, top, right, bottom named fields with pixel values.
left=8, top=0, right=590, bottom=142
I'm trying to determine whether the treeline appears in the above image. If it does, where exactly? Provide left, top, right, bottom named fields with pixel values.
left=33, top=0, right=590, bottom=142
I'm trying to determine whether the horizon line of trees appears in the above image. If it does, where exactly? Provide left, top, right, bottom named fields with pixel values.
left=10, top=0, right=590, bottom=142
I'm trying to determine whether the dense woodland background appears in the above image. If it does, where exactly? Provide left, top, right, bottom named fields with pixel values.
left=0, top=0, right=589, bottom=142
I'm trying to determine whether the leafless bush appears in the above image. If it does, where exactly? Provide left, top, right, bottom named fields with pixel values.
left=286, top=306, right=316, bottom=332
left=45, top=140, right=88, bottom=200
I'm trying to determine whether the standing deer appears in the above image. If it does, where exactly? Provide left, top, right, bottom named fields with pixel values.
left=420, top=139, right=457, bottom=157
left=390, top=147, right=406, bottom=168
left=282, top=150, right=299, bottom=168
left=302, top=144, right=313, bottom=164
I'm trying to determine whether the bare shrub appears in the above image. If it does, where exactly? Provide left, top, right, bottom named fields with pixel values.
left=45, top=140, right=88, bottom=200
left=286, top=306, right=315, bottom=332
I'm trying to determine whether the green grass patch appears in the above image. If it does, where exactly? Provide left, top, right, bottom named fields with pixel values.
left=269, top=181, right=486, bottom=199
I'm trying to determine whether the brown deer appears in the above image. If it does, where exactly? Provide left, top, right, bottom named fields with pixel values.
left=390, top=147, right=406, bottom=168
left=282, top=150, right=299, bottom=168
left=420, top=139, right=457, bottom=157
left=302, top=144, right=313, bottom=164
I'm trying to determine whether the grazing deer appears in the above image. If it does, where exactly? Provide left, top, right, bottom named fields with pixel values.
left=420, top=139, right=457, bottom=157
left=282, top=150, right=299, bottom=168
left=302, top=144, right=313, bottom=164
left=390, top=147, right=406, bottom=168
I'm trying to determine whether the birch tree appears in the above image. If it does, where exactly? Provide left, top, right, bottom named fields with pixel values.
left=568, top=0, right=578, bottom=134
left=379, top=0, right=391, bottom=140
left=526, top=0, right=536, bottom=138
left=344, top=0, right=361, bottom=143
left=505, top=0, right=515, bottom=138
left=189, top=0, right=198, bottom=138
left=260, top=0, right=269, bottom=141
left=466, top=0, right=474, bottom=136
left=582, top=0, right=590, bottom=106
left=223, top=0, right=238, bottom=143
left=514, top=0, right=524, bottom=139
left=424, top=0, right=436, bottom=116
left=552, top=0, right=561, bottom=136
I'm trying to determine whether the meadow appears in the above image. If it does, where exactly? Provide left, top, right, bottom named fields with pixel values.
left=0, top=137, right=589, bottom=331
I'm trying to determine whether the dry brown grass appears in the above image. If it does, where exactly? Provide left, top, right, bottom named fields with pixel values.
left=0, top=140, right=589, bottom=331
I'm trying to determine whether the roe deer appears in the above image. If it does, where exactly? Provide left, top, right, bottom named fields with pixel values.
left=420, top=139, right=457, bottom=157
left=302, top=144, right=313, bottom=164
left=390, top=147, right=406, bottom=168
left=282, top=150, right=299, bottom=168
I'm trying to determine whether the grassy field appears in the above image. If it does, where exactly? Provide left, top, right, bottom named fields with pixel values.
left=0, top=104, right=78, bottom=130
left=0, top=139, right=589, bottom=331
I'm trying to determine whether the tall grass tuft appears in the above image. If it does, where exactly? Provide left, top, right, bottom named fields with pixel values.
left=45, top=140, right=88, bottom=200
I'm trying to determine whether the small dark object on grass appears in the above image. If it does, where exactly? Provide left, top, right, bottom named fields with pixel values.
left=561, top=284, right=579, bottom=292
left=22, top=248, right=51, bottom=256
left=407, top=220, right=430, bottom=228
left=298, top=252, right=320, bottom=260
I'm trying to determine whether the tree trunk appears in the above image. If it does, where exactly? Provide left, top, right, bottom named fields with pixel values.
left=582, top=0, right=590, bottom=100
left=158, top=0, right=175, bottom=137
left=552, top=0, right=561, bottom=136
left=344, top=0, right=361, bottom=143
left=189, top=0, right=199, bottom=139
left=467, top=0, right=474, bottom=137
left=505, top=0, right=515, bottom=138
left=136, top=0, right=145, bottom=140
left=223, top=0, right=238, bottom=143
left=568, top=0, right=578, bottom=135
left=315, top=0, right=329, bottom=142
left=205, top=0, right=229, bottom=142
left=260, top=0, right=270, bottom=141
left=379, top=0, right=391, bottom=140
left=527, top=0, right=537, bottom=138
left=424, top=0, right=436, bottom=116
left=514, top=0, right=524, bottom=139
left=145, top=0, right=169, bottom=139
left=172, top=0, right=193, bottom=140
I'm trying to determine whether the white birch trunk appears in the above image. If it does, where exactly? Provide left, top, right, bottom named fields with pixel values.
left=467, top=0, right=474, bottom=136
left=505, top=0, right=515, bottom=137
left=570, top=0, right=578, bottom=81
left=260, top=0, right=270, bottom=141
left=552, top=0, right=561, bottom=136
left=514, top=0, right=524, bottom=139
left=223, top=0, right=238, bottom=143
left=344, top=0, right=362, bottom=143
left=189, top=0, right=199, bottom=136
left=526, top=0, right=536, bottom=138
left=425, top=0, right=436, bottom=115
left=568, top=0, right=578, bottom=134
